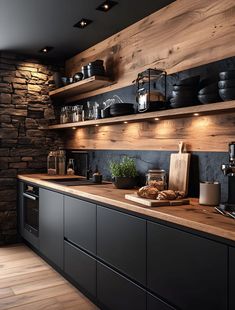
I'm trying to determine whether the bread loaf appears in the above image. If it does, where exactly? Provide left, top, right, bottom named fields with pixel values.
left=157, top=190, right=185, bottom=200
left=137, top=185, right=159, bottom=199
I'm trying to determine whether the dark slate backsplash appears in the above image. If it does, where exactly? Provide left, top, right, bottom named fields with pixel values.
left=85, top=150, right=229, bottom=202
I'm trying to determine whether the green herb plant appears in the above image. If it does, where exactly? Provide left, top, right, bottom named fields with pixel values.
left=109, top=156, right=138, bottom=178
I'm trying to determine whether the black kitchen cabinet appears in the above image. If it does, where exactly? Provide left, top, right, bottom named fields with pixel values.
left=97, top=262, right=146, bottom=310
left=39, top=188, right=63, bottom=269
left=147, top=293, right=175, bottom=310
left=64, top=196, right=96, bottom=255
left=64, top=241, right=96, bottom=298
left=147, top=221, right=227, bottom=310
left=229, top=247, right=235, bottom=310
left=97, top=205, right=146, bottom=285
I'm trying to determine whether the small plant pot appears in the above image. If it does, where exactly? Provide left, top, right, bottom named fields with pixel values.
left=112, top=177, right=136, bottom=189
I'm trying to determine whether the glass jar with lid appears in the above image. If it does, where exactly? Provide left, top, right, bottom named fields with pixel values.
left=57, top=150, right=66, bottom=175
left=146, top=169, right=167, bottom=190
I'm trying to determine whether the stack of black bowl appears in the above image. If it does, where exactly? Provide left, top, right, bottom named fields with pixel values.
left=110, top=103, right=135, bottom=116
left=87, top=60, right=106, bottom=78
left=170, top=76, right=200, bottom=108
left=218, top=70, right=235, bottom=101
left=198, top=78, right=220, bottom=104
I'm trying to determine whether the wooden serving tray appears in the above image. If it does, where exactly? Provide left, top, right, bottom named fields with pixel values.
left=125, top=193, right=190, bottom=207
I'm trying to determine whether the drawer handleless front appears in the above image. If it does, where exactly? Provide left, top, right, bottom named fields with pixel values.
left=64, top=196, right=96, bottom=255
left=97, top=262, right=146, bottom=310
left=64, top=241, right=96, bottom=298
left=229, top=247, right=235, bottom=310
left=147, top=221, right=227, bottom=310
left=147, top=293, right=176, bottom=310
left=39, top=188, right=63, bottom=269
left=97, top=205, right=146, bottom=286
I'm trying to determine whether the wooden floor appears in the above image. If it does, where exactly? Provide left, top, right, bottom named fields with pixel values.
left=0, top=244, right=99, bottom=310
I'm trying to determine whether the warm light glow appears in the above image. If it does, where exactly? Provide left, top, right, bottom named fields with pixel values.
left=42, top=48, right=47, bottom=53
left=193, top=113, right=199, bottom=116
left=124, top=121, right=128, bottom=124
left=72, top=127, right=76, bottom=130
left=154, top=118, right=160, bottom=121
left=95, top=124, right=99, bottom=127
left=81, top=21, right=87, bottom=26
left=104, top=4, right=109, bottom=9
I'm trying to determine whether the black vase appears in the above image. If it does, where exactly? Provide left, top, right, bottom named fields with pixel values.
left=112, top=177, right=136, bottom=189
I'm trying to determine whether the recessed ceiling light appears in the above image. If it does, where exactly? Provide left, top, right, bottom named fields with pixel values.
left=193, top=113, right=199, bottom=116
left=124, top=121, right=128, bottom=124
left=39, top=46, right=54, bottom=53
left=74, top=18, right=92, bottom=29
left=154, top=117, right=160, bottom=121
left=96, top=0, right=118, bottom=12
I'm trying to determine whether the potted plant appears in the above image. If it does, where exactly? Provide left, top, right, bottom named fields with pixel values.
left=109, top=156, right=138, bottom=189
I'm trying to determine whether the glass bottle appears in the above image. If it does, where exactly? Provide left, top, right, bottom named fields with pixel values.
left=47, top=151, right=57, bottom=175
left=57, top=150, right=66, bottom=175
left=87, top=101, right=94, bottom=120
left=67, top=158, right=75, bottom=175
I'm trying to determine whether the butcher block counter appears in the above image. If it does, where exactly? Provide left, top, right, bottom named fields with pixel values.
left=18, top=173, right=235, bottom=243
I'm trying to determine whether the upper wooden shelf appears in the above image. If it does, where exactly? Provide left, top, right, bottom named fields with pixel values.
left=49, top=76, right=112, bottom=100
left=48, top=100, right=235, bottom=130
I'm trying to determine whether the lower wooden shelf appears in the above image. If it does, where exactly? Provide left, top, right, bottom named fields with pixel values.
left=48, top=100, right=235, bottom=130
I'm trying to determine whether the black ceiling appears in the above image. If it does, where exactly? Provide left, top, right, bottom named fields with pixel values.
left=0, top=0, right=175, bottom=61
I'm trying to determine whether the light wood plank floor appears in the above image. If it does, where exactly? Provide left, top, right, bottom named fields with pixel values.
left=0, top=244, right=99, bottom=310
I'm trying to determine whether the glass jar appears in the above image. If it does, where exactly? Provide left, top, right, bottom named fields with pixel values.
left=87, top=101, right=94, bottom=120
left=146, top=169, right=167, bottom=190
left=47, top=151, right=57, bottom=175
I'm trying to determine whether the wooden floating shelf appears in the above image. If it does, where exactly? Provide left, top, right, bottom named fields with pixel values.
left=48, top=100, right=235, bottom=130
left=49, top=76, right=112, bottom=100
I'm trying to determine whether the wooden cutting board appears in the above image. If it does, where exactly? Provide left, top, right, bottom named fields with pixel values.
left=168, top=142, right=191, bottom=195
left=125, top=193, right=190, bottom=207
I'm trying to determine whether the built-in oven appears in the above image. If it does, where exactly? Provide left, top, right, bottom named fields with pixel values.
left=23, top=184, right=39, bottom=237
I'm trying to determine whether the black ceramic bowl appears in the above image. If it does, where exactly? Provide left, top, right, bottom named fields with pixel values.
left=198, top=83, right=218, bottom=95
left=170, top=97, right=196, bottom=108
left=176, top=75, right=200, bottom=87
left=172, top=89, right=197, bottom=98
left=172, top=85, right=194, bottom=91
left=199, top=77, right=218, bottom=89
left=219, top=71, right=235, bottom=80
left=198, top=93, right=221, bottom=104
left=219, top=88, right=235, bottom=101
left=218, top=79, right=235, bottom=89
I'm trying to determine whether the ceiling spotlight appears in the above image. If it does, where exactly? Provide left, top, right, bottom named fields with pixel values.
left=154, top=117, right=160, bottom=121
left=72, top=127, right=77, bottom=130
left=95, top=124, right=99, bottom=127
left=96, top=1, right=118, bottom=12
left=193, top=113, right=199, bottom=116
left=74, top=18, right=92, bottom=29
left=39, top=46, right=54, bottom=53
left=124, top=121, right=128, bottom=124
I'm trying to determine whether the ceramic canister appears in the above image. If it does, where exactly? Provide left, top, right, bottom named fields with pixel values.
left=199, top=181, right=221, bottom=206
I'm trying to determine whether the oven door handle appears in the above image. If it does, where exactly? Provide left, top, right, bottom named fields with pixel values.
left=23, top=193, right=38, bottom=200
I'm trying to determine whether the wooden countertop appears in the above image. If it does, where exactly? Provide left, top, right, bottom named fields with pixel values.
left=18, top=174, right=235, bottom=243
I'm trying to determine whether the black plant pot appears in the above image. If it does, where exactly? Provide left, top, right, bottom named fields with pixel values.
left=112, top=177, right=137, bottom=189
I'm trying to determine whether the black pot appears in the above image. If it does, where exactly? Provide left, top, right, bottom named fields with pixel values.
left=218, top=79, right=235, bottom=89
left=198, top=83, right=218, bottom=95
left=198, top=93, right=221, bottom=104
left=112, top=177, right=136, bottom=189
left=73, top=72, right=83, bottom=82
left=219, top=70, right=235, bottom=80
left=219, top=88, right=235, bottom=101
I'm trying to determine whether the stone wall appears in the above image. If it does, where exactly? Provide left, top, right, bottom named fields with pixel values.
left=0, top=52, right=64, bottom=245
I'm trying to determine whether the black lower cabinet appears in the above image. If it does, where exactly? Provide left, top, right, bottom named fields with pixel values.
left=147, top=293, right=175, bottom=310
left=229, top=247, right=235, bottom=310
left=147, top=222, right=228, bottom=310
left=64, top=241, right=96, bottom=298
left=64, top=196, right=96, bottom=255
left=97, top=262, right=146, bottom=310
left=39, top=188, right=63, bottom=269
left=97, top=205, right=146, bottom=286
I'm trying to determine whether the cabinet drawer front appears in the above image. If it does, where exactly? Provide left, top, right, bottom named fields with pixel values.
left=64, top=196, right=96, bottom=255
left=97, top=205, right=146, bottom=285
left=147, top=293, right=175, bottom=310
left=39, top=188, right=63, bottom=269
left=229, top=247, right=235, bottom=310
left=147, top=221, right=227, bottom=310
left=97, top=262, right=146, bottom=310
left=64, top=241, right=96, bottom=298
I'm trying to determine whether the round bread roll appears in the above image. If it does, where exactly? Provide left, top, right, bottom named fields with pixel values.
left=137, top=185, right=159, bottom=199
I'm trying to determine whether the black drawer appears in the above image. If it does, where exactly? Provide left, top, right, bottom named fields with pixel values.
left=64, top=241, right=96, bottom=298
left=64, top=196, right=96, bottom=255
left=97, top=205, right=146, bottom=285
left=97, top=262, right=146, bottom=310
left=147, top=221, right=227, bottom=310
